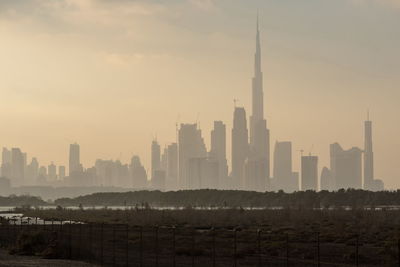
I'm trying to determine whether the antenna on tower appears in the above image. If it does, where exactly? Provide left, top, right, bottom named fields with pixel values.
left=233, top=98, right=239, bottom=108
left=367, top=108, right=370, bottom=121
left=176, top=114, right=180, bottom=144
left=309, top=144, right=314, bottom=156
left=299, top=149, right=304, bottom=157
left=256, top=9, right=259, bottom=30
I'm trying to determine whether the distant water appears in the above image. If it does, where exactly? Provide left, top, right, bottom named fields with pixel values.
left=0, top=206, right=274, bottom=211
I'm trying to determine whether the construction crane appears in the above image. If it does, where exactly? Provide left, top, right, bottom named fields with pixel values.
left=309, top=144, right=314, bottom=156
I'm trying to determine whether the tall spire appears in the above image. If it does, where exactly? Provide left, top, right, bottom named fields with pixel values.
left=255, top=13, right=262, bottom=77
left=256, top=9, right=259, bottom=32
left=248, top=12, right=271, bottom=190
left=251, top=13, right=264, bottom=126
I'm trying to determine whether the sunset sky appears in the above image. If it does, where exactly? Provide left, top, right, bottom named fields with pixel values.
left=0, top=0, right=399, bottom=188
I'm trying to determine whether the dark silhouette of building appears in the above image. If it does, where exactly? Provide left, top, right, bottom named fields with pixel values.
left=130, top=155, right=148, bottom=189
left=301, top=155, right=318, bottom=191
left=24, top=157, right=39, bottom=186
left=151, top=139, right=161, bottom=180
left=59, top=166, right=66, bottom=180
left=187, top=157, right=219, bottom=189
left=152, top=170, right=166, bottom=191
left=363, top=118, right=374, bottom=189
left=37, top=166, right=47, bottom=185
left=320, top=167, right=332, bottom=191
left=0, top=177, right=10, bottom=196
left=166, top=143, right=178, bottom=190
left=330, top=143, right=362, bottom=190
left=178, top=123, right=207, bottom=189
left=1, top=148, right=12, bottom=180
left=363, top=117, right=384, bottom=191
left=248, top=17, right=270, bottom=191
left=48, top=162, right=57, bottom=181
left=231, top=107, right=248, bottom=189
left=210, top=121, right=228, bottom=189
left=94, top=159, right=130, bottom=187
left=244, top=157, right=266, bottom=192
left=69, top=143, right=81, bottom=175
left=273, top=141, right=298, bottom=192
left=11, top=148, right=25, bottom=187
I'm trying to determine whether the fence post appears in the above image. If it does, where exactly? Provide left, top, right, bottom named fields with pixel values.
left=155, top=226, right=159, bottom=267
left=140, top=226, right=143, bottom=267
left=316, top=232, right=320, bottom=267
left=212, top=227, right=216, bottom=267
left=126, top=224, right=129, bottom=267
left=59, top=220, right=63, bottom=258
left=172, top=226, right=176, bottom=267
left=192, top=228, right=195, bottom=267
left=396, top=237, right=400, bottom=267
left=286, top=233, right=289, bottom=267
left=355, top=235, right=359, bottom=267
left=27, top=218, right=31, bottom=231
left=100, top=223, right=104, bottom=266
left=234, top=228, right=237, bottom=267
left=78, top=223, right=82, bottom=260
left=69, top=222, right=72, bottom=260
left=13, top=220, right=16, bottom=246
left=89, top=223, right=92, bottom=261
left=113, top=225, right=116, bottom=266
left=257, top=229, right=262, bottom=267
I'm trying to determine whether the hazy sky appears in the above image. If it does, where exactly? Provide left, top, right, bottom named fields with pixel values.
left=0, top=0, right=399, bottom=188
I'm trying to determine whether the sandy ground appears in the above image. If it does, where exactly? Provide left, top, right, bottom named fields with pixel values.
left=0, top=249, right=97, bottom=267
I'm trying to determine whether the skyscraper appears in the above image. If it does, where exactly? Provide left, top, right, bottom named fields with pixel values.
left=273, top=141, right=298, bottom=192
left=166, top=143, right=178, bottom=190
left=11, top=148, right=25, bottom=186
left=330, top=143, right=362, bottom=190
left=249, top=16, right=270, bottom=190
left=58, top=166, right=66, bottom=180
left=210, top=121, right=228, bottom=188
left=178, top=123, right=207, bottom=189
left=151, top=139, right=161, bottom=179
left=152, top=170, right=166, bottom=191
left=26, top=157, right=39, bottom=185
left=130, top=155, right=148, bottom=188
left=187, top=157, right=219, bottom=189
left=1, top=148, right=12, bottom=179
left=48, top=162, right=57, bottom=181
left=231, top=107, right=248, bottom=189
left=301, top=155, right=318, bottom=191
left=244, top=158, right=265, bottom=191
left=320, top=167, right=331, bottom=191
left=69, top=143, right=81, bottom=175
left=364, top=117, right=374, bottom=190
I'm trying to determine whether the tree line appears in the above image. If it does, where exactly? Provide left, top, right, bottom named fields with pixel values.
left=53, top=189, right=400, bottom=209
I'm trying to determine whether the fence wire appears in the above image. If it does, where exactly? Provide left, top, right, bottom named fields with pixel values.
left=0, top=220, right=398, bottom=267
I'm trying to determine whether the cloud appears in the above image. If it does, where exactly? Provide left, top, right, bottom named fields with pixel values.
left=351, top=0, right=400, bottom=8
left=189, top=0, right=217, bottom=11
left=0, top=0, right=167, bottom=24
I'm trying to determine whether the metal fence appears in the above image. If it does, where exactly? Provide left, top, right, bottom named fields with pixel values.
left=0, top=220, right=398, bottom=267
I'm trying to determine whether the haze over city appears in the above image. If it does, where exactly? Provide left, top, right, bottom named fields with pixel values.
left=0, top=0, right=399, bottom=189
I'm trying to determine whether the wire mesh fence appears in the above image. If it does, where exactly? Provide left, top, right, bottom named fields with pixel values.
left=0, top=220, right=399, bottom=266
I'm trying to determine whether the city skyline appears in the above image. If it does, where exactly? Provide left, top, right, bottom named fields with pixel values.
left=0, top=0, right=399, bottom=188
left=0, top=15, right=385, bottom=193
